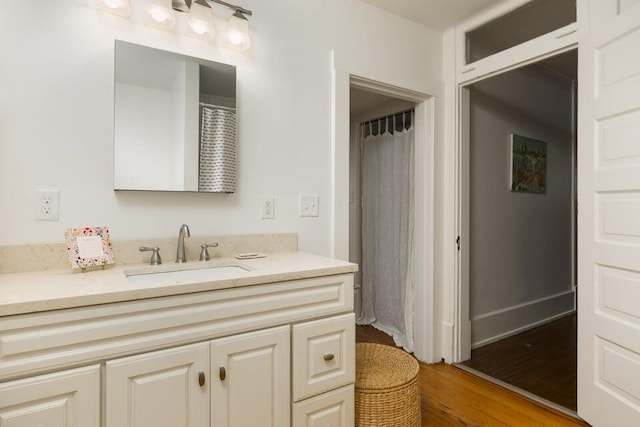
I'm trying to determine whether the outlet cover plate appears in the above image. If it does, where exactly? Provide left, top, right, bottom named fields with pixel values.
left=34, top=188, right=60, bottom=221
left=262, top=195, right=275, bottom=219
left=299, top=194, right=319, bottom=217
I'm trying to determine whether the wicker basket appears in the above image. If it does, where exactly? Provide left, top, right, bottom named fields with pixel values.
left=355, top=343, right=421, bottom=427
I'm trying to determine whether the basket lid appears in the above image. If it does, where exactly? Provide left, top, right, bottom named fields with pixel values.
left=355, top=343, right=419, bottom=390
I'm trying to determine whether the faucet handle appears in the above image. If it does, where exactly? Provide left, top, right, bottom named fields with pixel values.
left=199, top=242, right=219, bottom=261
left=140, top=247, right=162, bottom=265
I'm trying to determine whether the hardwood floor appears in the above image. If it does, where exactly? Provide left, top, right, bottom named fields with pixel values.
left=356, top=325, right=588, bottom=426
left=461, top=313, right=577, bottom=411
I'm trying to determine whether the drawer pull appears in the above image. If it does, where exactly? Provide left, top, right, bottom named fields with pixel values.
left=219, top=366, right=226, bottom=381
left=323, top=353, right=335, bottom=362
left=198, top=372, right=206, bottom=387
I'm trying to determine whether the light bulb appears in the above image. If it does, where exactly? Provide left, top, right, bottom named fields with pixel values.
left=96, top=0, right=130, bottom=17
left=103, top=0, right=121, bottom=8
left=225, top=11, right=251, bottom=51
left=150, top=9, right=169, bottom=23
left=187, top=2, right=215, bottom=39
left=228, top=31, right=243, bottom=45
left=191, top=21, right=208, bottom=34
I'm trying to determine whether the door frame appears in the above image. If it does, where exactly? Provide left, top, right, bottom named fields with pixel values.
left=444, top=0, right=588, bottom=363
left=331, top=53, right=437, bottom=363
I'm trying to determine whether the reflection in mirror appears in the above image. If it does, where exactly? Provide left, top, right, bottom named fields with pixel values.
left=114, top=40, right=237, bottom=192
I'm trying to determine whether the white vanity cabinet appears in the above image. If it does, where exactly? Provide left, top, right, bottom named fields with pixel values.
left=0, top=365, right=100, bottom=426
left=0, top=270, right=356, bottom=427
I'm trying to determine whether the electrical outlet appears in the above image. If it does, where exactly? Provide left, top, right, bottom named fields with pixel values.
left=262, top=195, right=275, bottom=219
left=299, top=194, right=319, bottom=217
left=34, top=189, right=60, bottom=221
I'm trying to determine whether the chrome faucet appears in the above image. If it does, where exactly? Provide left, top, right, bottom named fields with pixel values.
left=176, top=224, right=191, bottom=263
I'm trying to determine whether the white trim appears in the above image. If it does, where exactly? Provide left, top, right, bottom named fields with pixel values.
left=331, top=51, right=436, bottom=362
left=471, top=289, right=576, bottom=349
left=330, top=52, right=350, bottom=261
left=413, top=98, right=436, bottom=362
left=455, top=0, right=584, bottom=84
left=444, top=1, right=588, bottom=364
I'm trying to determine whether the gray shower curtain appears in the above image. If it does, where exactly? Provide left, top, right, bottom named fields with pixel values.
left=358, top=117, right=415, bottom=352
left=199, top=106, right=237, bottom=193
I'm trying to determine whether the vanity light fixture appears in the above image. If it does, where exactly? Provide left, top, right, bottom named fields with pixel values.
left=96, top=0, right=131, bottom=17
left=146, top=0, right=176, bottom=30
left=96, top=0, right=253, bottom=52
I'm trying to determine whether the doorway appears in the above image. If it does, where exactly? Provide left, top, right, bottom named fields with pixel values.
left=458, top=49, right=579, bottom=411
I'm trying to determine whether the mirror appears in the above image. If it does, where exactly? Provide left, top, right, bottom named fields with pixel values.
left=114, top=41, right=237, bottom=192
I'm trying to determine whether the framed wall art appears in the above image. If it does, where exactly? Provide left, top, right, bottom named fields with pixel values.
left=510, top=134, right=547, bottom=194
left=65, top=226, right=114, bottom=270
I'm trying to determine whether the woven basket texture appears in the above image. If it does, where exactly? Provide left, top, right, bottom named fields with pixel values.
left=355, top=343, right=421, bottom=427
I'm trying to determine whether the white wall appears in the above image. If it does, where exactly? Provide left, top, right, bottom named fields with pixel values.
left=0, top=0, right=442, bottom=255
left=468, top=66, right=575, bottom=347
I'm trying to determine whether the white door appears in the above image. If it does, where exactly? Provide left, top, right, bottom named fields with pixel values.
left=578, top=4, right=640, bottom=426
left=0, top=365, right=100, bottom=427
left=105, top=342, right=209, bottom=427
left=211, top=325, right=290, bottom=427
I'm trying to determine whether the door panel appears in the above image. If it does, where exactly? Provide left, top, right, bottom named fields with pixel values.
left=211, top=325, right=290, bottom=427
left=105, top=342, right=209, bottom=427
left=0, top=365, right=100, bottom=427
left=578, top=3, right=640, bottom=425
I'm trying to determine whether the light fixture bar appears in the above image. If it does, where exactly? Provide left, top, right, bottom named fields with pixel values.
left=205, top=0, right=252, bottom=16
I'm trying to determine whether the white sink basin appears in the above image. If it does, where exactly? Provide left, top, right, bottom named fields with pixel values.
left=126, top=265, right=249, bottom=284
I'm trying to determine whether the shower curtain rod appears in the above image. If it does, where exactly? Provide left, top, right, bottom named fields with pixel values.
left=199, top=102, right=236, bottom=112
left=360, top=108, right=414, bottom=128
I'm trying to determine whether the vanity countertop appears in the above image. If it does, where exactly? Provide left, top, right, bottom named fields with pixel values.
left=0, top=252, right=357, bottom=317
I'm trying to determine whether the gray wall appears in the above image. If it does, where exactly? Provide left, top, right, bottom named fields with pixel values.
left=469, top=65, right=575, bottom=347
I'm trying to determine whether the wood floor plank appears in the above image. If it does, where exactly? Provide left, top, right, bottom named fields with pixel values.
left=462, top=313, right=577, bottom=410
left=356, top=325, right=588, bottom=426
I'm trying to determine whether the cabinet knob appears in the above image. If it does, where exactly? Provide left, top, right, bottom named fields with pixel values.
left=219, top=366, right=226, bottom=381
left=323, top=353, right=335, bottom=361
left=198, top=371, right=206, bottom=387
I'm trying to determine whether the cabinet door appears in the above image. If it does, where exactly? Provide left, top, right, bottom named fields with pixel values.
left=0, top=365, right=100, bottom=427
left=211, top=325, right=290, bottom=427
left=105, top=342, right=209, bottom=427
left=293, top=385, right=354, bottom=427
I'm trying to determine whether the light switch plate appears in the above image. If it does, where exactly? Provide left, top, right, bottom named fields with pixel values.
left=299, top=194, right=319, bottom=217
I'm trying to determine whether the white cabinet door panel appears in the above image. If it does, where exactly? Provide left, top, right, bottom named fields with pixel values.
left=211, top=325, right=290, bottom=427
left=293, top=385, right=354, bottom=427
left=105, top=342, right=209, bottom=427
left=0, top=365, right=99, bottom=427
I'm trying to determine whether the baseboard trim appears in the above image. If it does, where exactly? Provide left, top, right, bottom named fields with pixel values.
left=441, top=321, right=454, bottom=362
left=471, top=289, right=575, bottom=349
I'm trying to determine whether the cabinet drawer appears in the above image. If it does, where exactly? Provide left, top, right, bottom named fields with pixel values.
left=292, top=384, right=354, bottom=427
left=292, top=313, right=355, bottom=401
